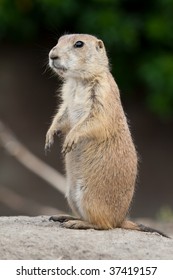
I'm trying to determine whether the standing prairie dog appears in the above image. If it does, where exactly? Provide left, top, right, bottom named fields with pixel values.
left=45, top=34, right=168, bottom=237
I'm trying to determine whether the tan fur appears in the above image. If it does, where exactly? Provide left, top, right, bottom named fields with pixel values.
left=45, top=34, right=138, bottom=230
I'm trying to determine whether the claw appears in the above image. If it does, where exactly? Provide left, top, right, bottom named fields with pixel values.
left=45, top=140, right=53, bottom=153
left=62, top=148, right=66, bottom=156
left=62, top=140, right=77, bottom=156
left=45, top=139, right=52, bottom=151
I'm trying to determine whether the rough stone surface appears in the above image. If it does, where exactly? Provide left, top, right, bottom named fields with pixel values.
left=0, top=216, right=173, bottom=260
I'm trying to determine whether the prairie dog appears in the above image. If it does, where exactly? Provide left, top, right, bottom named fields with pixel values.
left=45, top=34, right=168, bottom=237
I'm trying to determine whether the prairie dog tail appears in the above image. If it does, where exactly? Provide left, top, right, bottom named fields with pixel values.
left=121, top=220, right=169, bottom=238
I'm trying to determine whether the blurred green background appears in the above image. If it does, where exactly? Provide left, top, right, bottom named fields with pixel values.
left=0, top=0, right=173, bottom=220
left=1, top=0, right=173, bottom=118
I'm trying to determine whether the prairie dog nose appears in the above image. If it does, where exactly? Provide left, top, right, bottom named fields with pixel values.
left=49, top=47, right=59, bottom=60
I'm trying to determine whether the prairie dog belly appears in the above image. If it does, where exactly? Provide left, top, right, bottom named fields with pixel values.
left=65, top=166, right=86, bottom=219
left=68, top=103, right=86, bottom=126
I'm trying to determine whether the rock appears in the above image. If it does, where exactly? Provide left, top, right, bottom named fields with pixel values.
left=0, top=216, right=172, bottom=260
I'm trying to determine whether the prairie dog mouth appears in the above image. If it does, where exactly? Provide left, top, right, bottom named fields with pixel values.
left=53, top=63, right=67, bottom=72
left=49, top=59, right=67, bottom=72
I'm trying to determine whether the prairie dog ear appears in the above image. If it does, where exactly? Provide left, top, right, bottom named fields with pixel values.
left=96, top=40, right=104, bottom=51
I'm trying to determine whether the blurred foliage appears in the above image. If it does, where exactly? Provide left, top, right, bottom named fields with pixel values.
left=156, top=205, right=173, bottom=222
left=0, top=0, right=173, bottom=119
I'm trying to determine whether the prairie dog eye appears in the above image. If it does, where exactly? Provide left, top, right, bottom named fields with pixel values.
left=74, top=41, right=84, bottom=48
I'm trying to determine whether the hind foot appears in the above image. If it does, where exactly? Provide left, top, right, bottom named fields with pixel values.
left=49, top=215, right=100, bottom=230
left=49, top=215, right=78, bottom=223
left=60, top=219, right=101, bottom=230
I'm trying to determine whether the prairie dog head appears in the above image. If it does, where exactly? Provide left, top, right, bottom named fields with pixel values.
left=49, top=34, right=109, bottom=79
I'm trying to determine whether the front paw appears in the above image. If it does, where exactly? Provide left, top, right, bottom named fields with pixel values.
left=45, top=128, right=60, bottom=151
left=62, top=133, right=79, bottom=155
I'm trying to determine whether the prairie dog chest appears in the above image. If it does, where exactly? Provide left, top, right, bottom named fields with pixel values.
left=64, top=80, right=91, bottom=126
